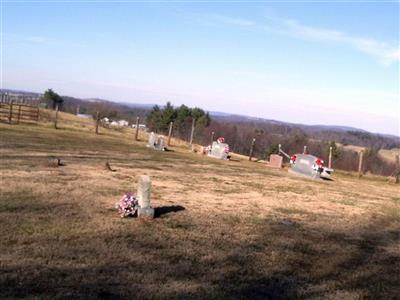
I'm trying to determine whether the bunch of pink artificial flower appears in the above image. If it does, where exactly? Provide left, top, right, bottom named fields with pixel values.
left=115, top=192, right=138, bottom=218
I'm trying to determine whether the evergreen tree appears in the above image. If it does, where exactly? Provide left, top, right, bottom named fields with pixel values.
left=329, top=141, right=341, bottom=159
left=175, top=104, right=192, bottom=135
left=266, top=143, right=280, bottom=160
left=146, top=105, right=163, bottom=132
left=160, top=102, right=176, bottom=130
left=43, top=89, right=63, bottom=109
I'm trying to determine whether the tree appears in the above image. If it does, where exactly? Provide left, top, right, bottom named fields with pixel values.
left=160, top=102, right=176, bottom=131
left=174, top=104, right=192, bottom=136
left=146, top=105, right=163, bottom=132
left=328, top=141, right=341, bottom=159
left=196, top=113, right=210, bottom=128
left=43, top=89, right=63, bottom=109
left=266, top=143, right=280, bottom=160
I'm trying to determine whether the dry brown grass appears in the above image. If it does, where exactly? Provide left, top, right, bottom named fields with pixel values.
left=1, top=117, right=399, bottom=299
left=379, top=148, right=400, bottom=163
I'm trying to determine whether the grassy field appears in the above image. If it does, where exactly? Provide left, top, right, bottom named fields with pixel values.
left=1, top=115, right=399, bottom=299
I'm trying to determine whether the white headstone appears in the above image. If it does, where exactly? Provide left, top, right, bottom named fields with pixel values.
left=147, top=132, right=156, bottom=148
left=137, top=175, right=154, bottom=218
left=208, top=141, right=229, bottom=160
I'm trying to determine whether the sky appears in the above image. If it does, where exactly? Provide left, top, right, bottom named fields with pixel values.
left=2, top=1, right=399, bottom=135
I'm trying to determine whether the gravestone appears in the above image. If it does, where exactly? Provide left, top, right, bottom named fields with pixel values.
left=289, top=154, right=320, bottom=179
left=198, top=146, right=205, bottom=155
left=155, top=136, right=165, bottom=151
left=208, top=141, right=229, bottom=160
left=267, top=154, right=283, bottom=169
left=137, top=175, right=154, bottom=218
left=147, top=133, right=165, bottom=151
left=147, top=132, right=157, bottom=148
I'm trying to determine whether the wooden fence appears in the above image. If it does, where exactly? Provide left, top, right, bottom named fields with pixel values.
left=0, top=102, right=39, bottom=124
left=0, top=93, right=41, bottom=106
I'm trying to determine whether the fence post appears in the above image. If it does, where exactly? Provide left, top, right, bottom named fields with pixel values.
left=303, top=145, right=308, bottom=154
left=167, top=121, right=173, bottom=146
left=395, top=155, right=400, bottom=184
left=249, top=138, right=256, bottom=161
left=210, top=131, right=215, bottom=147
left=328, top=146, right=333, bottom=169
left=54, top=104, right=59, bottom=129
left=8, top=100, right=14, bottom=124
left=135, top=116, right=140, bottom=141
left=95, top=111, right=100, bottom=134
left=358, top=150, right=364, bottom=178
left=17, top=105, right=21, bottom=124
left=189, top=118, right=196, bottom=144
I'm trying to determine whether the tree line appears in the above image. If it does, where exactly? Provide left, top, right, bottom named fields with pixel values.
left=146, top=102, right=210, bottom=141
left=40, top=90, right=399, bottom=176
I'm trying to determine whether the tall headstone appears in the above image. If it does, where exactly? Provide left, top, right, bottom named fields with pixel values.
left=147, top=132, right=157, bottom=148
left=209, top=141, right=229, bottom=160
left=137, top=175, right=154, bottom=218
left=289, top=154, right=320, bottom=179
left=155, top=136, right=165, bottom=151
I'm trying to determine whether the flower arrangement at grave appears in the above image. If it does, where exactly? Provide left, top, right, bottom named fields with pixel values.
left=115, top=192, right=138, bottom=218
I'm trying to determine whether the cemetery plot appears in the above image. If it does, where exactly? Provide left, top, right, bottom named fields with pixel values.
left=0, top=121, right=399, bottom=299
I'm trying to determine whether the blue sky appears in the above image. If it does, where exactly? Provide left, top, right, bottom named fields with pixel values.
left=2, top=1, right=399, bottom=135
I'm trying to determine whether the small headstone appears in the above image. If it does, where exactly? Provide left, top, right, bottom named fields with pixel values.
left=137, top=175, right=154, bottom=218
left=48, top=157, right=64, bottom=167
left=198, top=146, right=205, bottom=155
left=267, top=154, right=283, bottom=169
left=105, top=161, right=116, bottom=172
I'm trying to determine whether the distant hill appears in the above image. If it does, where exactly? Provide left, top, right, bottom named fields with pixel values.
left=209, top=113, right=366, bottom=132
left=0, top=89, right=43, bottom=97
left=2, top=88, right=399, bottom=149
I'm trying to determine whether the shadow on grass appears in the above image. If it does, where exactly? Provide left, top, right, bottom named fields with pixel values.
left=1, top=212, right=398, bottom=299
left=154, top=205, right=185, bottom=218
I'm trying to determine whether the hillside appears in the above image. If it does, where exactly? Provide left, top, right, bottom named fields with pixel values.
left=1, top=111, right=399, bottom=299
left=2, top=89, right=399, bottom=151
